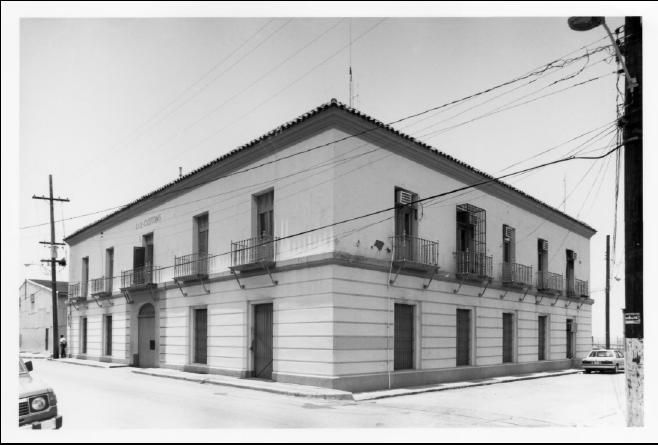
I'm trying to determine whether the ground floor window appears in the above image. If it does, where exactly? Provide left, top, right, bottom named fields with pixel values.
left=456, top=309, right=472, bottom=366
left=503, top=313, right=514, bottom=363
left=45, top=328, right=49, bottom=351
left=104, top=315, right=113, bottom=356
left=538, top=315, right=548, bottom=361
left=81, top=317, right=88, bottom=354
left=394, top=303, right=414, bottom=370
left=193, top=308, right=208, bottom=365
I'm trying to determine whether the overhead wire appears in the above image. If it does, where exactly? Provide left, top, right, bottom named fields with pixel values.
left=21, top=42, right=616, bottom=232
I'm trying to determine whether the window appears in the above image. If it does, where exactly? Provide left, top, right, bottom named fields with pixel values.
left=45, top=328, right=49, bottom=351
left=255, top=191, right=274, bottom=238
left=456, top=204, right=488, bottom=277
left=394, top=187, right=418, bottom=238
left=394, top=304, right=414, bottom=370
left=566, top=249, right=575, bottom=295
left=193, top=308, right=208, bottom=365
left=194, top=213, right=209, bottom=275
left=502, top=225, right=515, bottom=264
left=456, top=309, right=472, bottom=366
left=537, top=239, right=549, bottom=288
left=81, top=317, right=88, bottom=354
left=106, top=248, right=114, bottom=293
left=538, top=315, right=548, bottom=361
left=82, top=257, right=89, bottom=298
left=105, top=315, right=113, bottom=356
left=503, top=313, right=514, bottom=363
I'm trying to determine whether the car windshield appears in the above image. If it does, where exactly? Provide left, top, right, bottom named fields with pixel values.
left=589, top=350, right=614, bottom=357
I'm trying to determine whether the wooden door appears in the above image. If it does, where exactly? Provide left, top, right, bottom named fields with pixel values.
left=138, top=304, right=157, bottom=368
left=456, top=309, right=471, bottom=366
left=394, top=304, right=414, bottom=370
left=253, top=303, right=273, bottom=379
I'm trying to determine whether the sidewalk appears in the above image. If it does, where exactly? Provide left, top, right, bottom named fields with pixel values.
left=44, top=355, right=582, bottom=402
left=52, top=357, right=130, bottom=369
left=354, top=369, right=583, bottom=401
left=131, top=368, right=354, bottom=401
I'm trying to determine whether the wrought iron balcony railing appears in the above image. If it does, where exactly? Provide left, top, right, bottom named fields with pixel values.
left=390, top=235, right=439, bottom=268
left=174, top=252, right=210, bottom=281
left=573, top=279, right=589, bottom=298
left=502, top=262, right=533, bottom=287
left=231, top=235, right=277, bottom=270
left=537, top=271, right=563, bottom=294
left=68, top=282, right=82, bottom=300
left=90, top=276, right=113, bottom=297
left=455, top=251, right=493, bottom=280
left=121, top=265, right=159, bottom=289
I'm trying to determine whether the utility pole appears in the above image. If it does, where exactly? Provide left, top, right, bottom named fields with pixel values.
left=605, top=234, right=610, bottom=350
left=568, top=15, right=643, bottom=427
left=32, top=175, right=69, bottom=359
left=621, top=16, right=643, bottom=427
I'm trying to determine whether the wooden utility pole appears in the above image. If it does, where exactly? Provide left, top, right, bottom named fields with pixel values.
left=622, top=16, right=643, bottom=427
left=605, top=235, right=610, bottom=350
left=32, top=175, right=69, bottom=359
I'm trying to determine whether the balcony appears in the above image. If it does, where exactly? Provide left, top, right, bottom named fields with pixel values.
left=537, top=271, right=563, bottom=295
left=456, top=251, right=493, bottom=281
left=68, top=282, right=83, bottom=300
left=90, top=277, right=113, bottom=298
left=502, top=262, right=533, bottom=288
left=174, top=253, right=210, bottom=282
left=571, top=279, right=589, bottom=298
left=390, top=235, right=439, bottom=271
left=120, top=265, right=159, bottom=290
left=230, top=235, right=277, bottom=271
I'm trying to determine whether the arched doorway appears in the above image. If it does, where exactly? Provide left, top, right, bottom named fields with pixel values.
left=138, top=303, right=157, bottom=368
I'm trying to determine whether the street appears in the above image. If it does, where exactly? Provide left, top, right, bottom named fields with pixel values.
left=23, top=360, right=625, bottom=428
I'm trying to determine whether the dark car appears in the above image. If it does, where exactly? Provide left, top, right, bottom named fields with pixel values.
left=19, top=359, right=62, bottom=429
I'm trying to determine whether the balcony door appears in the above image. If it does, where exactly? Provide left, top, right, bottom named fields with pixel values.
left=255, top=191, right=274, bottom=262
left=394, top=188, right=417, bottom=261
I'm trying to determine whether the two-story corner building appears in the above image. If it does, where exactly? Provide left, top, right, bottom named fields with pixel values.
left=63, top=99, right=595, bottom=392
left=19, top=279, right=68, bottom=354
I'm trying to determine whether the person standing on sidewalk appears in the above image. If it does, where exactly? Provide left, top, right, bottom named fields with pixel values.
left=59, top=335, right=67, bottom=358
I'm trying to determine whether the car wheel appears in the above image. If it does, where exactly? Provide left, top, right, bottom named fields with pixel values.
left=615, top=364, right=620, bottom=374
left=584, top=369, right=591, bottom=374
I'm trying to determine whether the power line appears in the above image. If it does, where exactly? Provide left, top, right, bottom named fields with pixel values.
left=68, top=142, right=625, bottom=282
left=21, top=43, right=615, bottom=232
left=146, top=19, right=347, bottom=157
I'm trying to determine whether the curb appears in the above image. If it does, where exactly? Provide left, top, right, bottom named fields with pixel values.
left=131, top=369, right=354, bottom=401
left=52, top=359, right=130, bottom=369
left=355, top=369, right=583, bottom=401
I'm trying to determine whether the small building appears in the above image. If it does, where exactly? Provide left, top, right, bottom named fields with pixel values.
left=64, top=100, right=594, bottom=391
left=19, top=279, right=69, bottom=354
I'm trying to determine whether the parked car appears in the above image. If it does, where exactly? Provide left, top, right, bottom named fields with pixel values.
left=19, top=359, right=63, bottom=429
left=582, top=349, right=625, bottom=374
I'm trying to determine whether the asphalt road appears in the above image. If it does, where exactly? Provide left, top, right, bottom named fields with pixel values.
left=22, top=360, right=625, bottom=428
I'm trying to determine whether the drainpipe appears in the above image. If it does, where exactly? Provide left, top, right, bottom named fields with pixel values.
left=386, top=242, right=395, bottom=390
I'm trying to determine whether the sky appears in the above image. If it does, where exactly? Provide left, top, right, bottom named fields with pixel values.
left=4, top=4, right=656, bottom=345
left=2, top=2, right=657, bottom=442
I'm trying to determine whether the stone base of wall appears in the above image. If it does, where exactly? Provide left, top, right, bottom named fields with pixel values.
left=74, top=354, right=130, bottom=365
left=275, top=359, right=575, bottom=392
left=161, top=363, right=250, bottom=379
